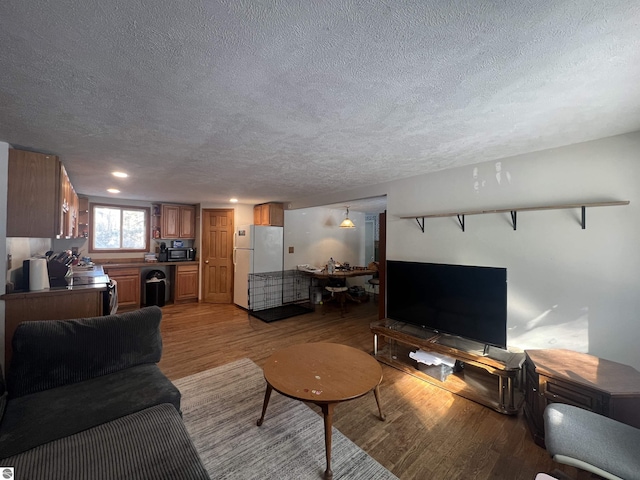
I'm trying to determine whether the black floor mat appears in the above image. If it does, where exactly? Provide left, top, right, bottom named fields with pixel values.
left=250, top=304, right=314, bottom=323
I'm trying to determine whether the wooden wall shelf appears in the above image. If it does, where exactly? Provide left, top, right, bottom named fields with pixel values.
left=401, top=200, right=630, bottom=232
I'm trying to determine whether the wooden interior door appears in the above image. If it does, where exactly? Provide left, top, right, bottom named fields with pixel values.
left=201, top=209, right=234, bottom=303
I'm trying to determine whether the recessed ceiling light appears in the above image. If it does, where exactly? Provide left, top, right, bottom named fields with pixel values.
left=230, top=198, right=239, bottom=203
left=112, top=171, right=128, bottom=178
left=107, top=188, right=120, bottom=194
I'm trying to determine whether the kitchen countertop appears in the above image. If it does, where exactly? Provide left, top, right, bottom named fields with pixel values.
left=1, top=261, right=200, bottom=299
left=99, top=261, right=199, bottom=268
left=1, top=265, right=111, bottom=298
left=1, top=282, right=109, bottom=298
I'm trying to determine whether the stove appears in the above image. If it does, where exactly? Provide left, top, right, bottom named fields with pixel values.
left=70, top=275, right=110, bottom=285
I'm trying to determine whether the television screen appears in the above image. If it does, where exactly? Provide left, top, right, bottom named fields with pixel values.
left=386, top=261, right=507, bottom=348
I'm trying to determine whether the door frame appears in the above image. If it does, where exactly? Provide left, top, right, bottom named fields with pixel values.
left=200, top=208, right=235, bottom=303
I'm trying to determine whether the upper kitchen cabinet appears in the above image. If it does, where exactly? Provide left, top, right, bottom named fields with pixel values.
left=7, top=149, right=79, bottom=238
left=78, top=196, right=89, bottom=238
left=161, top=204, right=180, bottom=238
left=253, top=202, right=284, bottom=227
left=60, top=165, right=79, bottom=238
left=179, top=204, right=196, bottom=238
left=161, top=204, right=196, bottom=239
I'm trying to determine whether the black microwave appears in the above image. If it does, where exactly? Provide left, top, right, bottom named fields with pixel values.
left=167, top=247, right=195, bottom=262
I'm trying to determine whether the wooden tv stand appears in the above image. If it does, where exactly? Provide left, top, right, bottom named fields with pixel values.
left=371, top=319, right=525, bottom=414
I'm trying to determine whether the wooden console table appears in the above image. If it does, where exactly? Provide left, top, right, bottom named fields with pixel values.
left=523, top=349, right=640, bottom=447
left=371, top=319, right=525, bottom=414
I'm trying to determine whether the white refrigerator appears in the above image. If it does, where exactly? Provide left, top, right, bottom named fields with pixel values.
left=233, top=225, right=284, bottom=309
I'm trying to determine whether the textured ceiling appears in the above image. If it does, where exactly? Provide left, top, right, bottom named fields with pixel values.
left=1, top=1, right=639, bottom=207
left=324, top=196, right=388, bottom=214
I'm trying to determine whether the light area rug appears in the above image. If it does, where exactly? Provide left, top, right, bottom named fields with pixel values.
left=174, top=358, right=398, bottom=480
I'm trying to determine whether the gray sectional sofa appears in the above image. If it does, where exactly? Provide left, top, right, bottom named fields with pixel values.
left=0, top=306, right=209, bottom=479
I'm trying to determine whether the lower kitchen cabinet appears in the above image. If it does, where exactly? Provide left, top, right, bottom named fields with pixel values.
left=102, top=262, right=199, bottom=308
left=103, top=267, right=140, bottom=312
left=523, top=349, right=640, bottom=447
left=175, top=264, right=199, bottom=302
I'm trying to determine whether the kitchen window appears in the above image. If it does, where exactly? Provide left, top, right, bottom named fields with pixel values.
left=89, top=203, right=150, bottom=253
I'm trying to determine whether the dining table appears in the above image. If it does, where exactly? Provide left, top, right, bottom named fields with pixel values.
left=299, top=267, right=378, bottom=313
left=309, top=268, right=378, bottom=279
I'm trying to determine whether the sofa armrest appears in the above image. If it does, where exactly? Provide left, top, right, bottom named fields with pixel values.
left=7, top=306, right=163, bottom=398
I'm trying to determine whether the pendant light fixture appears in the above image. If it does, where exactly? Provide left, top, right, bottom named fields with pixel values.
left=339, top=206, right=356, bottom=228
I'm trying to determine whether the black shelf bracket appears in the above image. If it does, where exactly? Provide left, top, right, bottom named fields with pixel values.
left=457, top=214, right=465, bottom=232
left=510, top=211, right=517, bottom=231
left=581, top=206, right=586, bottom=229
left=415, top=217, right=425, bottom=233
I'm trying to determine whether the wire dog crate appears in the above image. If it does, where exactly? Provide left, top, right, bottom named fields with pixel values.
left=248, top=269, right=313, bottom=322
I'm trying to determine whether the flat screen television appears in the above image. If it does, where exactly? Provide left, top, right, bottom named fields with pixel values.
left=386, top=260, right=507, bottom=349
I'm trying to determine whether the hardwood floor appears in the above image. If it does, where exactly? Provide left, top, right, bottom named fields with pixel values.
left=158, top=301, right=577, bottom=480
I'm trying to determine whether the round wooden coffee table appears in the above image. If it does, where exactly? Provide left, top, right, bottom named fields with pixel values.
left=257, top=342, right=385, bottom=480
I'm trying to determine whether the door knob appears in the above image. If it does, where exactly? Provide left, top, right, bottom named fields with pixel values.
left=205, top=260, right=209, bottom=264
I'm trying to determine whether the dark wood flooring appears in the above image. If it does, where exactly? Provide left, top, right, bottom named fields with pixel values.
left=158, top=300, right=578, bottom=480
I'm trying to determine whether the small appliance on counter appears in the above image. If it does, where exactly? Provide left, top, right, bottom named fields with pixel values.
left=22, top=250, right=76, bottom=291
left=158, top=242, right=168, bottom=262
left=48, top=257, right=72, bottom=288
left=31, top=250, right=73, bottom=288
left=166, top=247, right=196, bottom=262
left=22, top=258, right=50, bottom=291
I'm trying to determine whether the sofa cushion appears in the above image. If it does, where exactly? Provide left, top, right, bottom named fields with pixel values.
left=0, top=363, right=180, bottom=458
left=7, top=306, right=163, bottom=398
left=2, top=403, right=210, bottom=479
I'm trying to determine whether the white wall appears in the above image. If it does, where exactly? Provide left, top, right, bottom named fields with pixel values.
left=284, top=206, right=366, bottom=272
left=228, top=203, right=255, bottom=228
left=386, top=132, right=640, bottom=369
